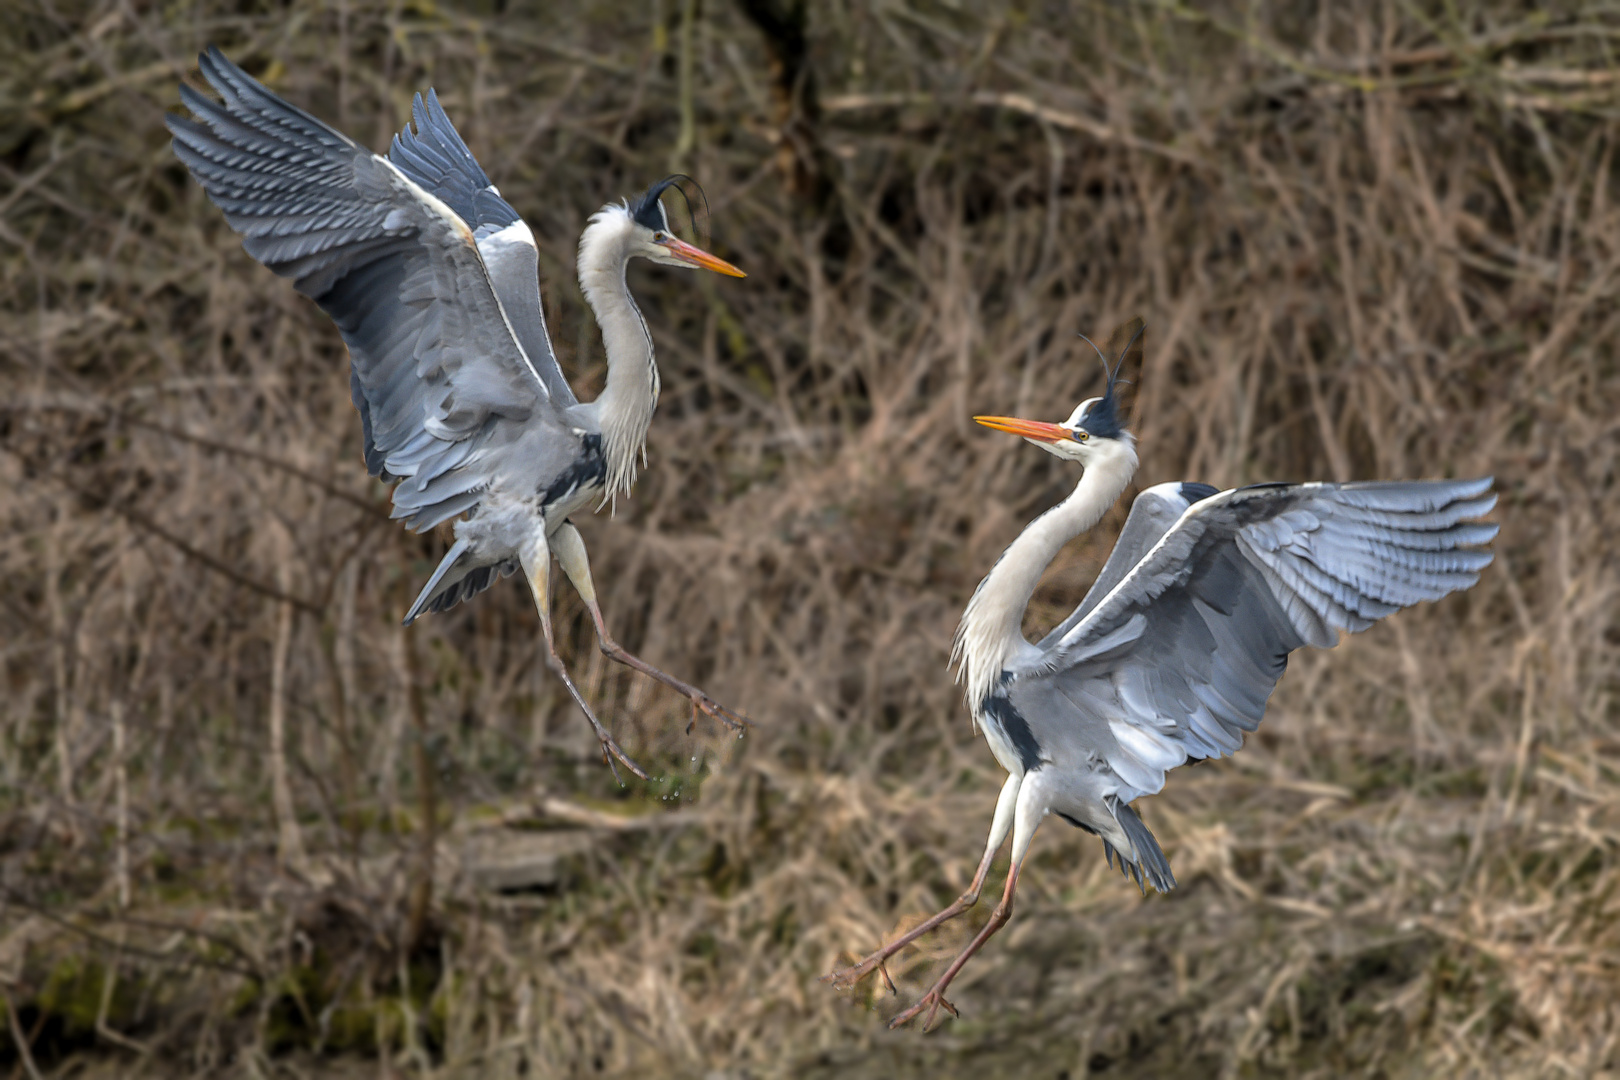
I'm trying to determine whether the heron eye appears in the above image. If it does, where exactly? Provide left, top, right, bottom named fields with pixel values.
left=1074, top=429, right=1090, bottom=442
left=653, top=231, right=668, bottom=243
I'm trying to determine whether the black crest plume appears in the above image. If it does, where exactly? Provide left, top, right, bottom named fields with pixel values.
left=627, top=174, right=710, bottom=247
left=1074, top=316, right=1143, bottom=439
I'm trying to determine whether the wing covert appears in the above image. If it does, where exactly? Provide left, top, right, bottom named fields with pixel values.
left=388, top=87, right=577, bottom=407
left=1036, top=481, right=1219, bottom=651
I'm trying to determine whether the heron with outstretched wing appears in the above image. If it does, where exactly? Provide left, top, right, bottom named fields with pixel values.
left=168, top=47, right=747, bottom=779
left=827, top=320, right=1498, bottom=1028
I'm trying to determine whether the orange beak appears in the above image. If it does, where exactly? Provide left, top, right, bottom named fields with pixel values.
left=657, top=236, right=746, bottom=277
left=973, top=415, right=1072, bottom=443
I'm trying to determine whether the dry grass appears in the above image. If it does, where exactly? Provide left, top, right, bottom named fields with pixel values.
left=1, top=0, right=1618, bottom=1076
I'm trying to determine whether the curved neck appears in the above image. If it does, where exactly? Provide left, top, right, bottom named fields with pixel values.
left=578, top=215, right=659, bottom=502
left=954, top=443, right=1138, bottom=712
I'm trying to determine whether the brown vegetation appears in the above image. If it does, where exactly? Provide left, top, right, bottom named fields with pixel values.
left=1, top=0, right=1617, bottom=1076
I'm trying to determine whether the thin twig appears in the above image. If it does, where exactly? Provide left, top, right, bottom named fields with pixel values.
left=2, top=986, right=44, bottom=1080
left=821, top=89, right=1211, bottom=170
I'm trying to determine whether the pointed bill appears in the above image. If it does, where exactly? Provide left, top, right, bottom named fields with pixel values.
left=973, top=415, right=1070, bottom=442
left=656, top=236, right=746, bottom=277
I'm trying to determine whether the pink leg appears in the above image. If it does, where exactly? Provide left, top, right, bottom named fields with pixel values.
left=552, top=523, right=747, bottom=733
left=888, top=862, right=1022, bottom=1031
left=521, top=537, right=647, bottom=782
left=824, top=774, right=1023, bottom=994
left=593, top=616, right=748, bottom=732
left=822, top=840, right=1000, bottom=993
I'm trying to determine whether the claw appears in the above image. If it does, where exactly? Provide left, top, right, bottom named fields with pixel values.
left=887, top=988, right=960, bottom=1032
left=600, top=733, right=651, bottom=785
left=821, top=885, right=988, bottom=1002
left=593, top=727, right=648, bottom=783
left=882, top=866, right=1023, bottom=1032
left=820, top=958, right=875, bottom=991
left=593, top=635, right=750, bottom=734
left=695, top=694, right=750, bottom=733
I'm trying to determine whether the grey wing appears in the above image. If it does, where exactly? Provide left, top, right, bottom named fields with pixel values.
left=1036, top=481, right=1220, bottom=651
left=389, top=88, right=521, bottom=237
left=388, top=89, right=576, bottom=407
left=1018, top=477, right=1498, bottom=800
left=168, top=46, right=552, bottom=531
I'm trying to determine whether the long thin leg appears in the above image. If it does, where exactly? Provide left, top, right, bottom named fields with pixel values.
left=552, top=523, right=747, bottom=732
left=888, top=775, right=1046, bottom=1031
left=823, top=773, right=1023, bottom=991
left=889, top=863, right=1021, bottom=1031
left=520, top=534, right=648, bottom=781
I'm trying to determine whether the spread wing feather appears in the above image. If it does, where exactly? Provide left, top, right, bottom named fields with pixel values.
left=1015, top=478, right=1498, bottom=800
left=388, top=88, right=523, bottom=238
left=167, top=46, right=545, bottom=531
left=388, top=88, right=577, bottom=407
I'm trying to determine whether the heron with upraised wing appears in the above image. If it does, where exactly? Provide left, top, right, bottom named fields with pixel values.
left=168, top=47, right=748, bottom=779
left=827, top=319, right=1497, bottom=1029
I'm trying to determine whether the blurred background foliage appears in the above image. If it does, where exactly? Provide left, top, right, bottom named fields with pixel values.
left=0, top=0, right=1617, bottom=1076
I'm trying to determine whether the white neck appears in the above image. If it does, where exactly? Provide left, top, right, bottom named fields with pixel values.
left=953, top=440, right=1138, bottom=712
left=577, top=209, right=659, bottom=503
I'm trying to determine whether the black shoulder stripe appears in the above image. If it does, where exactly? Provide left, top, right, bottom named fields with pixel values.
left=981, top=694, right=1042, bottom=772
left=540, top=432, right=606, bottom=506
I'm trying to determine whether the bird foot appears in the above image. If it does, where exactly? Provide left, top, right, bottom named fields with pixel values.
left=820, top=953, right=895, bottom=993
left=590, top=724, right=649, bottom=782
left=537, top=639, right=649, bottom=783
left=686, top=690, right=751, bottom=735
left=821, top=894, right=983, bottom=998
left=596, top=641, right=750, bottom=735
left=888, top=987, right=960, bottom=1031
left=826, top=947, right=960, bottom=1030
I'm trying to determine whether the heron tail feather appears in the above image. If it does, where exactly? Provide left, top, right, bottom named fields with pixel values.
left=1109, top=800, right=1177, bottom=895
left=402, top=539, right=518, bottom=625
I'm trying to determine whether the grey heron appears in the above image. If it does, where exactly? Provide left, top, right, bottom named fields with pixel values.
left=167, top=47, right=748, bottom=779
left=827, top=321, right=1498, bottom=1029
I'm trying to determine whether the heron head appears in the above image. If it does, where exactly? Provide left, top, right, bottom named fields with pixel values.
left=622, top=176, right=745, bottom=277
left=973, top=322, right=1140, bottom=464
left=971, top=407, right=1135, bottom=465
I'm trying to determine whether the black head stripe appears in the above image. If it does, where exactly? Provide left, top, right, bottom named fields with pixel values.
left=628, top=177, right=677, bottom=231
left=1075, top=322, right=1142, bottom=440
left=628, top=174, right=707, bottom=236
